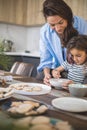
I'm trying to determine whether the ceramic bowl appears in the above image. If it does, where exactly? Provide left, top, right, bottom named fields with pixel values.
left=69, top=84, right=87, bottom=97
left=49, top=78, right=70, bottom=89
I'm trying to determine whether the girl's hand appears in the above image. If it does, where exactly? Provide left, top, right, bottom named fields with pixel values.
left=62, top=80, right=74, bottom=90
left=43, top=73, right=51, bottom=86
left=52, top=69, right=61, bottom=78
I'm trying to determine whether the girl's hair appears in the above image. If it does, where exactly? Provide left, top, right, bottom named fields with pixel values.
left=43, top=0, right=78, bottom=46
left=67, top=35, right=87, bottom=64
left=67, top=35, right=87, bottom=53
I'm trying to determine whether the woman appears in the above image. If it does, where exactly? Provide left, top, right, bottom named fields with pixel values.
left=37, top=0, right=87, bottom=85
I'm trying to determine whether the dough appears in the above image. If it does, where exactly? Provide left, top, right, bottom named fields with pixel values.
left=36, top=105, right=48, bottom=113
left=30, top=124, right=53, bottom=130
left=31, top=116, right=50, bottom=125
left=16, top=104, right=34, bottom=114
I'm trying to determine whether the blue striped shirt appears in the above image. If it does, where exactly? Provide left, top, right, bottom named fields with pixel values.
left=62, top=61, right=87, bottom=83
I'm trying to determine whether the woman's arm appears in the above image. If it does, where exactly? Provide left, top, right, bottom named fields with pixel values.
left=43, top=68, right=52, bottom=85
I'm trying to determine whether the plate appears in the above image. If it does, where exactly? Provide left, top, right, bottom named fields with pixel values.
left=9, top=82, right=51, bottom=95
left=52, top=97, right=87, bottom=112
left=0, top=87, right=11, bottom=101
left=1, top=99, right=48, bottom=118
left=0, top=96, right=11, bottom=101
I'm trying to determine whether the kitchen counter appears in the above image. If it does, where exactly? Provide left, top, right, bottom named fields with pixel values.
left=4, top=51, right=40, bottom=58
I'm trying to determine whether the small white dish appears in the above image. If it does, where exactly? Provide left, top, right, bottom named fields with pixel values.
left=69, top=84, right=87, bottom=97
left=49, top=78, right=70, bottom=89
left=52, top=97, right=87, bottom=112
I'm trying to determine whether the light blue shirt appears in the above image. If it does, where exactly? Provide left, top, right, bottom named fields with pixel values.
left=37, top=16, right=87, bottom=72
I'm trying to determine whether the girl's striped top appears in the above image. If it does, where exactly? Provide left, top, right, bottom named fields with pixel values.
left=61, top=61, right=87, bottom=83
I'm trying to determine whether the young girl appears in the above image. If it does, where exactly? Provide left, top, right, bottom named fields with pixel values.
left=52, top=35, right=87, bottom=88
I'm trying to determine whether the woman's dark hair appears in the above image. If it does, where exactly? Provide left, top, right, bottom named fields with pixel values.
left=43, top=0, right=78, bottom=46
left=67, top=35, right=87, bottom=63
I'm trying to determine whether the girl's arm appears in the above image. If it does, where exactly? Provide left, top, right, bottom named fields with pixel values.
left=52, top=66, right=65, bottom=78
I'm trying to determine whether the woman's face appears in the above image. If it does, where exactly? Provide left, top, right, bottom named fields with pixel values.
left=47, top=15, right=68, bottom=34
left=70, top=48, right=87, bottom=65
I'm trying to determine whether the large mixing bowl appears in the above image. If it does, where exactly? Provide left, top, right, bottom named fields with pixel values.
left=49, top=78, right=70, bottom=89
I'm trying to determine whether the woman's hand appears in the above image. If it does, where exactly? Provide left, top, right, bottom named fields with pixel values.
left=52, top=69, right=61, bottom=78
left=43, top=73, right=51, bottom=86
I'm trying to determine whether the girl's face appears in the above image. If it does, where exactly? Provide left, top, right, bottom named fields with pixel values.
left=70, top=48, right=87, bottom=65
left=47, top=15, right=68, bottom=34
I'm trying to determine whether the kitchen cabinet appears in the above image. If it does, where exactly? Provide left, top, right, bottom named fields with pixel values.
left=0, top=0, right=27, bottom=25
left=64, top=0, right=87, bottom=20
left=0, top=0, right=86, bottom=26
left=8, top=0, right=27, bottom=25
left=0, top=0, right=45, bottom=26
left=0, top=0, right=9, bottom=23
left=26, top=0, right=45, bottom=26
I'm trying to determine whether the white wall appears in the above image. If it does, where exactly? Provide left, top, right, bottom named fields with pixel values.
left=0, top=23, right=41, bottom=52
left=26, top=26, right=41, bottom=52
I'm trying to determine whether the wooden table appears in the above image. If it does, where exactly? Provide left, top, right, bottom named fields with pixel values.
left=0, top=71, right=87, bottom=130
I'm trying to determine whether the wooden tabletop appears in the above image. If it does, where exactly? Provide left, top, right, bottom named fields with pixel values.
left=0, top=71, right=87, bottom=130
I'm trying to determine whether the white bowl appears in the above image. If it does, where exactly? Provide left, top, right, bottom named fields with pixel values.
left=49, top=78, right=70, bottom=89
left=69, top=84, right=87, bottom=97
